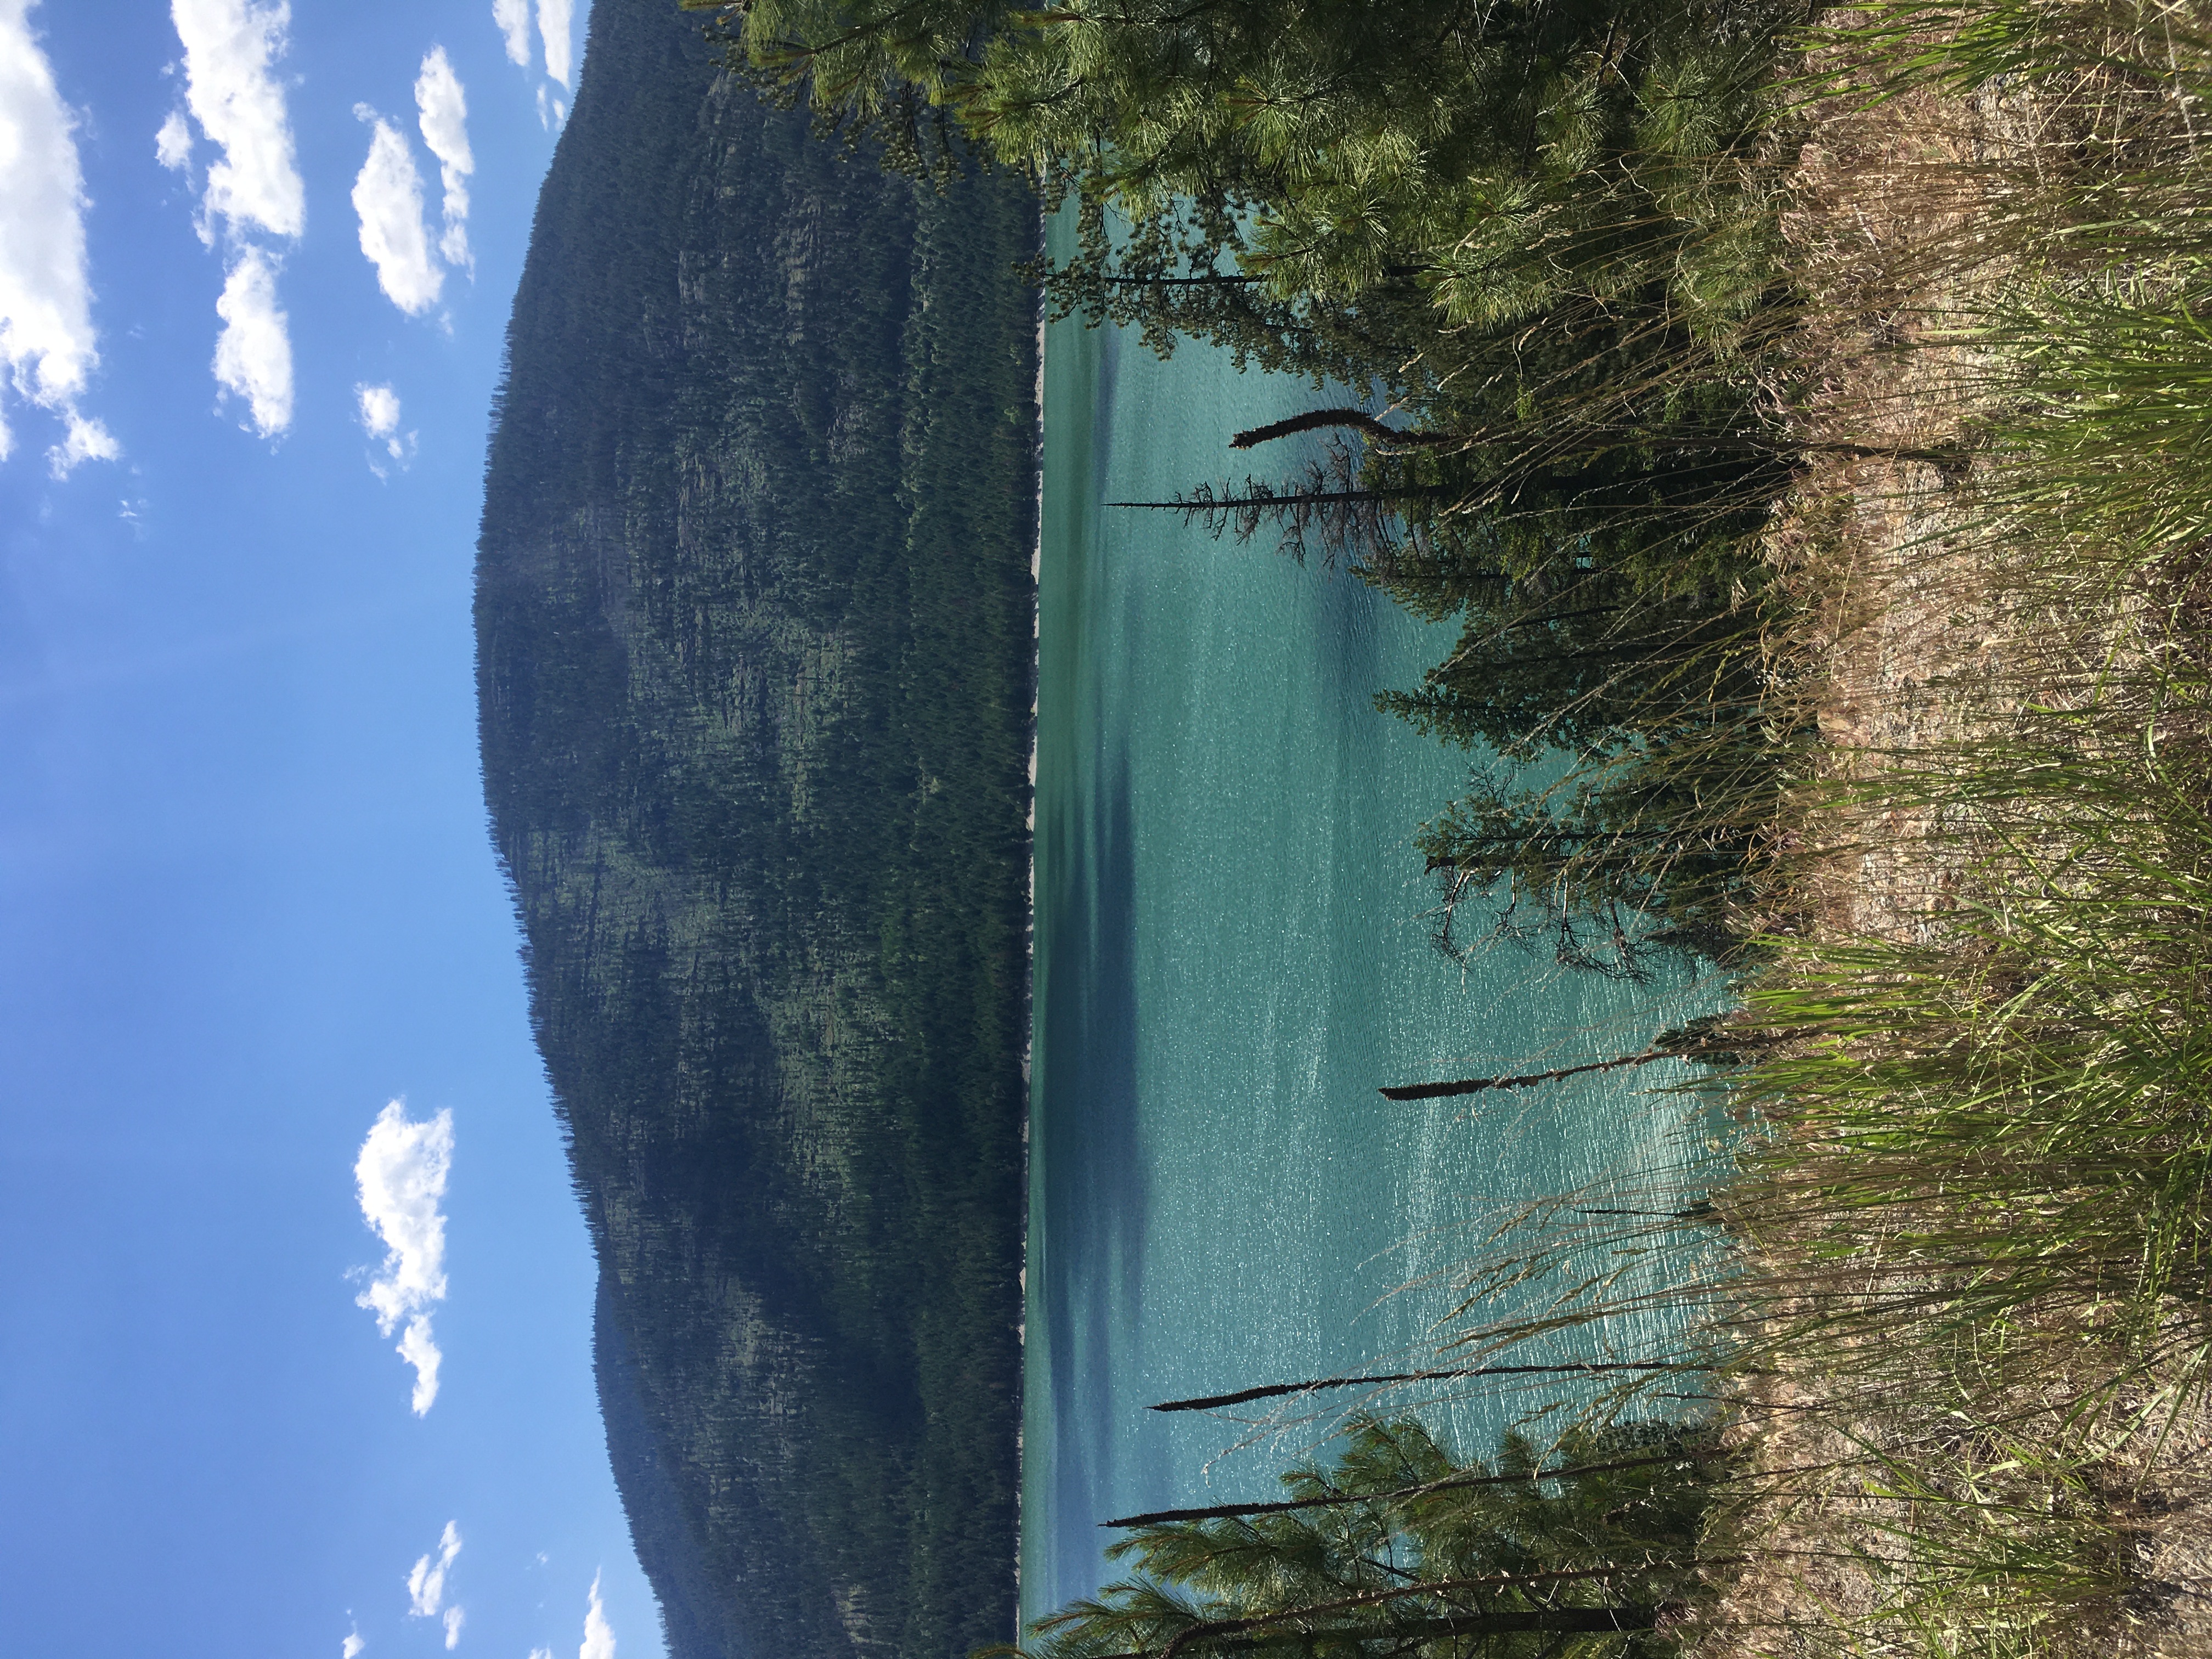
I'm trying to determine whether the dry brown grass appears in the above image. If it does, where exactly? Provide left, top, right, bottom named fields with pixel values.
left=1674, top=30, right=2212, bottom=1654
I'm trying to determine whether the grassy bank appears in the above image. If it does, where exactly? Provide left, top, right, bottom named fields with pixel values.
left=1423, top=6, right=2212, bottom=1650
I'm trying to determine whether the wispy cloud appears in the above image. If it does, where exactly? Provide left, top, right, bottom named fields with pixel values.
left=0, top=0, right=117, bottom=476
left=342, top=1628, right=364, bottom=1659
left=414, top=48, right=474, bottom=273
left=396, top=1315, right=443, bottom=1409
left=154, top=107, right=192, bottom=171
left=499, top=0, right=568, bottom=125
left=212, top=244, right=291, bottom=436
left=353, top=1101, right=453, bottom=1414
left=408, top=1520, right=461, bottom=1616
left=535, top=0, right=574, bottom=88
left=492, top=0, right=531, bottom=68
left=579, top=1573, right=614, bottom=1659
left=48, top=409, right=120, bottom=478
left=168, top=0, right=302, bottom=433
left=354, top=381, right=414, bottom=473
left=351, top=111, right=442, bottom=317
left=407, top=1520, right=464, bottom=1643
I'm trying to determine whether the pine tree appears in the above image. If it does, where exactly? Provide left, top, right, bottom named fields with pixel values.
left=986, top=1416, right=1723, bottom=1659
left=691, top=0, right=1802, bottom=359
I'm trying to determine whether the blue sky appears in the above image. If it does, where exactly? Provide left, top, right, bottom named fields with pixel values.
left=0, top=3, right=663, bottom=1657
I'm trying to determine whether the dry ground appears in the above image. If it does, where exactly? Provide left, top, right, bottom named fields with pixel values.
left=1677, top=69, right=2212, bottom=1658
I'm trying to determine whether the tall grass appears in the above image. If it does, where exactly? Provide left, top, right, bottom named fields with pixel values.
left=1376, top=4, right=2212, bottom=1650
left=1400, top=671, right=2212, bottom=1642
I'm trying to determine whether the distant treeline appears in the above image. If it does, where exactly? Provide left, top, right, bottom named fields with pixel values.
left=475, top=2, right=1039, bottom=1656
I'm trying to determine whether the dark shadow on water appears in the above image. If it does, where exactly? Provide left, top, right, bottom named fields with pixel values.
left=1312, top=545, right=1387, bottom=712
left=1037, top=741, right=1147, bottom=1607
left=1092, top=323, right=1120, bottom=489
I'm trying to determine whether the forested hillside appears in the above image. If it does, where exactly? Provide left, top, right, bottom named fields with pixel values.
left=474, top=2, right=1039, bottom=1655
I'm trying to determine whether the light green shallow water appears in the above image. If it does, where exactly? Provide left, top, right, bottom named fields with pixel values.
left=1022, top=262, right=1718, bottom=1625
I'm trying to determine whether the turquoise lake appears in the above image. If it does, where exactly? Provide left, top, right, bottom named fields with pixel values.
left=1020, top=269, right=1726, bottom=1622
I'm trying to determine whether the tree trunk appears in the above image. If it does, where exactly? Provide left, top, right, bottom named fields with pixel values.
left=1103, top=1446, right=1732, bottom=1528
left=1105, top=488, right=1441, bottom=511
left=1232, top=408, right=1454, bottom=450
left=1379, top=1048, right=1674, bottom=1101
left=1229, top=407, right=1972, bottom=465
left=1150, top=1361, right=1689, bottom=1414
left=1131, top=1607, right=1658, bottom=1654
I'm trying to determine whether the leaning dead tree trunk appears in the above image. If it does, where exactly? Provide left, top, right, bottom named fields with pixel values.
left=1231, top=406, right=1973, bottom=462
left=1232, top=408, right=1454, bottom=450
left=1100, top=1606, right=1663, bottom=1657
left=1150, top=1360, right=1696, bottom=1414
left=1103, top=1446, right=1734, bottom=1528
left=1379, top=1048, right=1678, bottom=1101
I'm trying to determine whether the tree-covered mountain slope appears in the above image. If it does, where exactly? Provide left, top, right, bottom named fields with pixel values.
left=475, top=3, right=1039, bottom=1655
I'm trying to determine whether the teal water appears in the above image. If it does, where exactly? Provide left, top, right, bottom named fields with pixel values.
left=1022, top=285, right=1718, bottom=1624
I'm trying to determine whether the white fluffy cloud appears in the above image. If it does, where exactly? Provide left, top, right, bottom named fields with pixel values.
left=0, top=0, right=117, bottom=476
left=579, top=1573, right=614, bottom=1659
left=442, top=1607, right=465, bottom=1649
left=352, top=113, right=443, bottom=317
left=341, top=1629, right=364, bottom=1659
left=408, top=1520, right=461, bottom=1616
left=212, top=245, right=291, bottom=436
left=171, top=0, right=304, bottom=242
left=536, top=0, right=574, bottom=88
left=353, top=1101, right=453, bottom=1414
left=414, top=48, right=474, bottom=272
left=499, top=0, right=568, bottom=122
left=357, top=382, right=400, bottom=443
left=169, top=0, right=301, bottom=434
left=493, top=0, right=531, bottom=66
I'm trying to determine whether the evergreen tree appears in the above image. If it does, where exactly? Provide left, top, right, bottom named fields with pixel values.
left=689, top=0, right=1801, bottom=360
left=988, top=1417, right=1722, bottom=1659
left=1414, top=726, right=1775, bottom=978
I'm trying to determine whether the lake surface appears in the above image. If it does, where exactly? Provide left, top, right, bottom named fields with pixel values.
left=1022, top=273, right=1725, bottom=1623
